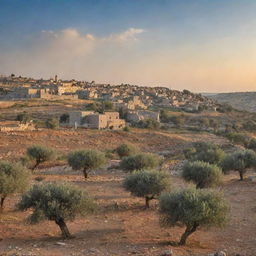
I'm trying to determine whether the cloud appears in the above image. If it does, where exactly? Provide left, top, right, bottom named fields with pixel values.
left=0, top=27, right=145, bottom=80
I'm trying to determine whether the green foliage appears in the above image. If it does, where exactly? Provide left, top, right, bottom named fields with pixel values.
left=182, top=161, right=222, bottom=189
left=183, top=142, right=225, bottom=165
left=225, top=132, right=250, bottom=147
left=159, top=188, right=229, bottom=245
left=199, top=118, right=210, bottom=129
left=248, top=138, right=256, bottom=151
left=0, top=161, right=30, bottom=210
left=242, top=120, right=256, bottom=132
left=123, top=170, right=171, bottom=207
left=120, top=153, right=160, bottom=172
left=217, top=103, right=233, bottom=113
left=16, top=111, right=32, bottom=124
left=68, top=149, right=106, bottom=179
left=45, top=118, right=59, bottom=129
left=27, top=145, right=55, bottom=170
left=59, top=113, right=69, bottom=123
left=160, top=110, right=170, bottom=123
left=209, top=119, right=220, bottom=132
left=85, top=101, right=113, bottom=113
left=116, top=144, right=137, bottom=158
left=170, top=115, right=185, bottom=128
left=221, top=149, right=256, bottom=180
left=134, top=119, right=160, bottom=129
left=18, top=183, right=95, bottom=238
left=123, top=126, right=130, bottom=132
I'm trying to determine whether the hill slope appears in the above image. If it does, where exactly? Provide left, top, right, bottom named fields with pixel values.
left=208, top=92, right=256, bottom=112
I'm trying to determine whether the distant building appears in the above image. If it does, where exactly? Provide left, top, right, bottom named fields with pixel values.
left=68, top=111, right=125, bottom=130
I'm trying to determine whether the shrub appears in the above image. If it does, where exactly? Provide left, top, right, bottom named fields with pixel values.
left=116, top=144, right=137, bottom=158
left=159, top=188, right=229, bottom=245
left=134, top=119, right=160, bottom=129
left=182, top=161, right=222, bottom=189
left=45, top=118, right=59, bottom=129
left=120, top=153, right=160, bottom=172
left=59, top=113, right=69, bottom=123
left=0, top=161, right=30, bottom=211
left=68, top=150, right=106, bottom=179
left=248, top=138, right=256, bottom=151
left=123, top=126, right=130, bottom=132
left=16, top=111, right=32, bottom=124
left=225, top=132, right=250, bottom=147
left=221, top=149, right=256, bottom=180
left=170, top=115, right=185, bottom=128
left=123, top=170, right=171, bottom=208
left=209, top=119, right=220, bottom=132
left=183, top=142, right=225, bottom=165
left=18, top=183, right=95, bottom=238
left=27, top=145, right=55, bottom=171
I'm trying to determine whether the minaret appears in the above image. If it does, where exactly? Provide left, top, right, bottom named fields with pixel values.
left=55, top=75, right=58, bottom=83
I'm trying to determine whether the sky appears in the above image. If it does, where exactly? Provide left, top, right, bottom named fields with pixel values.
left=0, top=0, right=256, bottom=93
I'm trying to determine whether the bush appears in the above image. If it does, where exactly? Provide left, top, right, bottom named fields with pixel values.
left=123, top=126, right=130, bottom=132
left=134, top=119, right=160, bottom=129
left=45, top=118, right=59, bottom=129
left=209, top=119, right=220, bottom=132
left=183, top=142, right=225, bottom=165
left=221, top=149, right=256, bottom=180
left=116, top=144, right=137, bottom=158
left=16, top=111, right=32, bottom=124
left=120, top=153, right=160, bottom=172
left=182, top=161, right=222, bottom=189
left=248, top=138, right=256, bottom=151
left=159, top=188, right=229, bottom=245
left=59, top=113, right=69, bottom=123
left=0, top=161, right=30, bottom=211
left=18, top=183, right=95, bottom=238
left=225, top=132, right=250, bottom=147
left=123, top=170, right=171, bottom=208
left=27, top=145, right=55, bottom=171
left=68, top=150, right=106, bottom=179
left=170, top=115, right=185, bottom=128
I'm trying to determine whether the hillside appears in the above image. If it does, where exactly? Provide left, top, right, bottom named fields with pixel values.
left=208, top=92, right=256, bottom=112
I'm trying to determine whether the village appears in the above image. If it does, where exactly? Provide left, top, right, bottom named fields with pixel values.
left=0, top=74, right=219, bottom=131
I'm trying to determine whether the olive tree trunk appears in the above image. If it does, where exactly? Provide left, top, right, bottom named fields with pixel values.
left=55, top=219, right=71, bottom=238
left=145, top=196, right=154, bottom=208
left=179, top=223, right=199, bottom=245
left=32, top=159, right=41, bottom=172
left=0, top=196, right=6, bottom=211
left=239, top=169, right=245, bottom=181
left=83, top=168, right=88, bottom=179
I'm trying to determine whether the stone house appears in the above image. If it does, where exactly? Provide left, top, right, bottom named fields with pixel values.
left=69, top=111, right=125, bottom=130
left=126, top=110, right=160, bottom=123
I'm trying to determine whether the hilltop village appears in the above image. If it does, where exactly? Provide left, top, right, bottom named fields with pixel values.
left=0, top=74, right=219, bottom=130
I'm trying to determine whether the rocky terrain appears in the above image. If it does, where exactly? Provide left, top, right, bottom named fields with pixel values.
left=208, top=92, right=256, bottom=112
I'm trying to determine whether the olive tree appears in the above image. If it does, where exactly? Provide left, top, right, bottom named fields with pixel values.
left=27, top=145, right=55, bottom=171
left=18, top=183, right=95, bottom=238
left=116, top=144, right=137, bottom=158
left=120, top=153, right=160, bottom=172
left=159, top=188, right=229, bottom=245
left=183, top=142, right=225, bottom=165
left=182, top=161, right=222, bottom=189
left=68, top=150, right=106, bottom=179
left=0, top=161, right=30, bottom=211
left=123, top=170, right=171, bottom=208
left=16, top=111, right=32, bottom=124
left=221, top=149, right=256, bottom=180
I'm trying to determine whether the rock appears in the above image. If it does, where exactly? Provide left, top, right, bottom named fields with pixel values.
left=214, top=251, right=226, bottom=256
left=249, top=175, right=256, bottom=182
left=56, top=242, right=66, bottom=246
left=161, top=249, right=174, bottom=256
